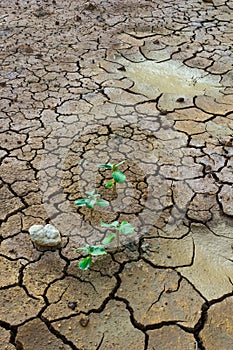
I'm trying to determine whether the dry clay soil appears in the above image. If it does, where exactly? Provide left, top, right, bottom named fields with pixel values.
left=1, top=0, right=233, bottom=349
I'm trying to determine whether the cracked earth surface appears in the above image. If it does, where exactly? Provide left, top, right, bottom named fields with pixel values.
left=1, top=0, right=233, bottom=349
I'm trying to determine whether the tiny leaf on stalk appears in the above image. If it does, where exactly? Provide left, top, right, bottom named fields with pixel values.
left=74, top=189, right=109, bottom=210
left=98, top=163, right=113, bottom=170
left=103, top=233, right=116, bottom=245
left=105, top=180, right=114, bottom=188
left=78, top=256, right=92, bottom=270
left=119, top=222, right=135, bottom=235
left=85, top=189, right=98, bottom=197
left=96, top=199, right=109, bottom=207
left=74, top=198, right=87, bottom=206
left=89, top=245, right=107, bottom=256
left=101, top=221, right=119, bottom=228
left=85, top=199, right=96, bottom=209
left=112, top=170, right=126, bottom=184
left=76, top=245, right=89, bottom=253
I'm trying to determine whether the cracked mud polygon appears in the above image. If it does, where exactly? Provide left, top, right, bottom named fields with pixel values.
left=1, top=0, right=233, bottom=349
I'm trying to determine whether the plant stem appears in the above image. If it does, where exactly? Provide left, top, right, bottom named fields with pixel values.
left=113, top=180, right=116, bottom=192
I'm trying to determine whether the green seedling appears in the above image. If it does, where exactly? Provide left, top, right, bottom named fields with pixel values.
left=101, top=220, right=135, bottom=248
left=98, top=160, right=126, bottom=191
left=76, top=244, right=107, bottom=270
left=74, top=189, right=109, bottom=210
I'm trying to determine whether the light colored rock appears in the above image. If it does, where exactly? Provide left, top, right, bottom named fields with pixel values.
left=29, top=224, right=61, bottom=247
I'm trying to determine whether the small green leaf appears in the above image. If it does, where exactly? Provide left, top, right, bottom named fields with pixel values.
left=119, top=222, right=135, bottom=235
left=74, top=198, right=86, bottom=206
left=78, top=256, right=92, bottom=270
left=89, top=245, right=107, bottom=256
left=112, top=170, right=126, bottom=184
left=105, top=180, right=114, bottom=188
left=98, top=163, right=113, bottom=170
left=103, top=233, right=116, bottom=245
left=101, top=221, right=119, bottom=228
left=85, top=199, right=96, bottom=209
left=96, top=199, right=109, bottom=207
left=85, top=189, right=97, bottom=197
left=76, top=244, right=90, bottom=253
left=102, top=233, right=116, bottom=244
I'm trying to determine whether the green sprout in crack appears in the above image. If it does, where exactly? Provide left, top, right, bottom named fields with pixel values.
left=74, top=189, right=109, bottom=210
left=98, top=160, right=126, bottom=191
left=101, top=220, right=135, bottom=248
left=76, top=244, right=107, bottom=270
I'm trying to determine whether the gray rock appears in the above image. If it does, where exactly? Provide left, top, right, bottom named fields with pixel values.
left=29, top=224, right=61, bottom=247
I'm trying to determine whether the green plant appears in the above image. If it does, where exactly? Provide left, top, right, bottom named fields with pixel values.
left=76, top=244, right=107, bottom=270
left=101, top=220, right=135, bottom=248
left=74, top=189, right=109, bottom=210
left=98, top=160, right=126, bottom=191
left=74, top=162, right=135, bottom=270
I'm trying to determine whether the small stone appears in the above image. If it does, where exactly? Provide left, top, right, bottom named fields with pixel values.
left=67, top=301, right=77, bottom=310
left=85, top=3, right=96, bottom=11
left=176, top=97, right=185, bottom=103
left=79, top=316, right=89, bottom=327
left=205, top=165, right=212, bottom=172
left=96, top=16, right=104, bottom=22
left=29, top=224, right=61, bottom=247
left=117, top=66, right=126, bottom=72
left=35, top=53, right=43, bottom=59
left=160, top=109, right=168, bottom=115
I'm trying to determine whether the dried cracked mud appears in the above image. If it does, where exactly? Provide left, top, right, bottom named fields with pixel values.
left=1, top=0, right=233, bottom=349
